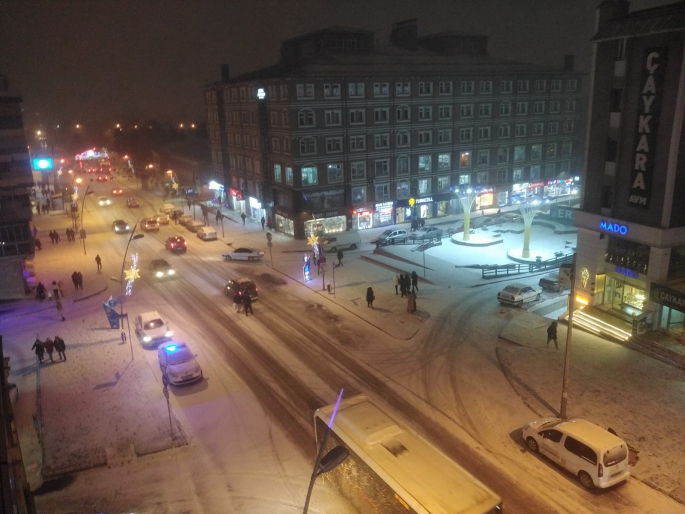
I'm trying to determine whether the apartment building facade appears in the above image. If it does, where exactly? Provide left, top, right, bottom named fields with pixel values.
left=574, top=0, right=685, bottom=335
left=205, top=22, right=586, bottom=239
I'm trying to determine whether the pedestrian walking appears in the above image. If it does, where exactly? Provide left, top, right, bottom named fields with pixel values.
left=71, top=271, right=79, bottom=290
left=546, top=321, right=559, bottom=349
left=34, top=238, right=42, bottom=250
left=76, top=271, right=83, bottom=290
left=411, top=270, right=419, bottom=293
left=43, top=337, right=55, bottom=362
left=54, top=231, right=60, bottom=243
left=233, top=289, right=243, bottom=314
left=56, top=299, right=65, bottom=321
left=243, top=293, right=253, bottom=316
left=35, top=282, right=46, bottom=301
left=407, top=291, right=417, bottom=313
left=31, top=225, right=38, bottom=238
left=399, top=274, right=407, bottom=298
left=51, top=280, right=60, bottom=299
left=66, top=228, right=72, bottom=242
left=241, top=212, right=246, bottom=225
left=216, top=209, right=221, bottom=225
left=31, top=338, right=45, bottom=363
left=261, top=216, right=266, bottom=230
left=95, top=254, right=102, bottom=271
left=49, top=230, right=55, bottom=244
left=393, top=274, right=400, bottom=295
left=54, top=335, right=66, bottom=361
left=336, top=249, right=344, bottom=267
left=366, top=287, right=375, bottom=308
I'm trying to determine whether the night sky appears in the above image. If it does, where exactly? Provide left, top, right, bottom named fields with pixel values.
left=0, top=0, right=673, bottom=131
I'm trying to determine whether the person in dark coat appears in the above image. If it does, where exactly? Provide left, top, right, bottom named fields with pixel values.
left=233, top=289, right=243, bottom=313
left=261, top=216, right=266, bottom=230
left=399, top=275, right=407, bottom=298
left=31, top=338, right=45, bottom=363
left=366, top=287, right=375, bottom=308
left=76, top=271, right=83, bottom=290
left=95, top=254, right=102, bottom=271
left=54, top=335, right=66, bottom=360
left=243, top=293, right=253, bottom=316
left=241, top=212, right=246, bottom=225
left=546, top=322, right=559, bottom=349
left=43, top=337, right=55, bottom=362
left=336, top=249, right=344, bottom=267
left=71, top=271, right=79, bottom=290
left=411, top=271, right=419, bottom=293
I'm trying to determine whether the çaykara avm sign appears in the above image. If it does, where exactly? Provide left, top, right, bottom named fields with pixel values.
left=599, top=220, right=628, bottom=235
left=629, top=47, right=668, bottom=209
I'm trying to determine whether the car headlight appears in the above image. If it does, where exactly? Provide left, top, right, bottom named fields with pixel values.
left=168, top=269, right=175, bottom=275
left=156, top=271, right=163, bottom=277
left=115, top=227, right=119, bottom=231
left=126, top=225, right=130, bottom=230
left=143, top=336, right=151, bottom=342
left=165, top=330, right=173, bottom=337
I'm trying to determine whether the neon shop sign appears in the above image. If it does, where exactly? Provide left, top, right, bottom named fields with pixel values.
left=599, top=221, right=628, bottom=235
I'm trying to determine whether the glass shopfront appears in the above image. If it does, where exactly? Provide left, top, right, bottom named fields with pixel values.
left=304, top=215, right=346, bottom=238
left=395, top=206, right=412, bottom=224
left=650, top=282, right=685, bottom=336
left=596, top=273, right=646, bottom=316
left=353, top=207, right=373, bottom=230
left=275, top=213, right=294, bottom=236
left=374, top=202, right=394, bottom=227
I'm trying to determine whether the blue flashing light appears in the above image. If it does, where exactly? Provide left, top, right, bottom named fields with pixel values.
left=165, top=345, right=177, bottom=352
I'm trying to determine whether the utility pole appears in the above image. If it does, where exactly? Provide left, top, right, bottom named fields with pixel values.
left=559, top=254, right=576, bottom=419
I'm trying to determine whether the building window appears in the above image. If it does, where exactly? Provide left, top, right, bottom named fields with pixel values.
left=350, top=135, right=366, bottom=151
left=299, top=137, right=316, bottom=155
left=396, top=131, right=410, bottom=147
left=284, top=138, right=291, bottom=153
left=397, top=180, right=410, bottom=198
left=565, top=99, right=576, bottom=112
left=296, top=84, right=315, bottom=99
left=418, top=106, right=433, bottom=120
left=280, top=84, right=288, bottom=99
left=546, top=142, right=557, bottom=158
left=501, top=80, right=513, bottom=93
left=270, top=111, right=279, bottom=127
left=419, top=82, right=433, bottom=95
left=549, top=121, right=559, bottom=134
left=274, top=164, right=282, bottom=182
left=545, top=162, right=556, bottom=177
left=241, top=111, right=248, bottom=125
left=396, top=82, right=411, bottom=96
left=460, top=127, right=473, bottom=141
left=562, top=140, right=572, bottom=157
left=418, top=130, right=433, bottom=145
left=348, top=83, right=365, bottom=98
left=375, top=183, right=391, bottom=201
left=566, top=79, right=578, bottom=92
left=460, top=104, right=474, bottom=118
left=499, top=123, right=511, bottom=138
left=328, top=163, right=344, bottom=183
left=459, top=173, right=471, bottom=185
left=439, top=81, right=453, bottom=95
left=533, top=123, right=544, bottom=136
left=496, top=168, right=508, bottom=182
left=551, top=79, right=562, bottom=92
left=374, top=159, right=389, bottom=178
left=531, top=144, right=542, bottom=160
left=374, top=133, right=390, bottom=148
left=550, top=100, right=561, bottom=113
left=516, top=102, right=528, bottom=115
left=515, top=123, right=527, bottom=137
left=352, top=186, right=366, bottom=204
left=533, top=101, right=545, bottom=114
left=373, top=82, right=389, bottom=97
left=325, top=110, right=342, bottom=126
left=535, top=79, right=547, bottom=92
left=418, top=155, right=432, bottom=172
left=563, top=119, right=574, bottom=133
left=243, top=134, right=250, bottom=147
left=245, top=158, right=252, bottom=172
left=349, top=109, right=366, bottom=124
left=438, top=153, right=451, bottom=171
left=460, top=151, right=472, bottom=167
left=476, top=171, right=489, bottom=185
left=374, top=108, right=389, bottom=123
left=397, top=155, right=410, bottom=175
left=530, top=164, right=541, bottom=179
left=517, top=80, right=529, bottom=93
left=461, top=81, right=474, bottom=94
left=326, top=137, right=343, bottom=153
left=500, top=102, right=512, bottom=116
left=477, top=149, right=490, bottom=165
left=514, top=145, right=525, bottom=163
left=437, top=176, right=450, bottom=192
left=324, top=83, right=341, bottom=98
left=513, top=167, right=523, bottom=180
left=351, top=161, right=366, bottom=181
left=298, top=109, right=315, bottom=127
left=396, top=105, right=410, bottom=122
left=438, top=105, right=453, bottom=119
left=478, top=126, right=491, bottom=140
left=479, top=103, right=492, bottom=117
left=271, top=137, right=281, bottom=152
left=302, top=165, right=317, bottom=185
left=438, top=129, right=452, bottom=143
left=480, top=80, right=493, bottom=94
left=418, top=178, right=431, bottom=195
left=497, top=147, right=509, bottom=163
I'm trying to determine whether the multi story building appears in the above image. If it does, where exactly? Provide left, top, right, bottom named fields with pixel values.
left=205, top=20, right=586, bottom=239
left=0, top=74, right=34, bottom=299
left=574, top=0, right=685, bottom=336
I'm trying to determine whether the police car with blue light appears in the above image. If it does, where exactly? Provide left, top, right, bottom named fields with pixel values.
left=157, top=342, right=203, bottom=385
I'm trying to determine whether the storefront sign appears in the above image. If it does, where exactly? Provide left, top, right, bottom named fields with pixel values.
left=650, top=283, right=685, bottom=311
left=581, top=268, right=590, bottom=288
left=249, top=197, right=262, bottom=209
left=229, top=187, right=243, bottom=201
left=599, top=220, right=628, bottom=235
left=375, top=202, right=393, bottom=224
left=629, top=47, right=668, bottom=209
left=415, top=196, right=433, bottom=204
left=208, top=180, right=225, bottom=192
left=530, top=182, right=545, bottom=188
left=512, top=182, right=530, bottom=191
left=615, top=266, right=639, bottom=279
left=550, top=206, right=576, bottom=226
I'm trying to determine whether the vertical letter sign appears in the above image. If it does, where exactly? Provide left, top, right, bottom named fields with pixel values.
left=629, top=48, right=667, bottom=209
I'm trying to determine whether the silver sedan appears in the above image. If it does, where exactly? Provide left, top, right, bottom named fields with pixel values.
left=222, top=247, right=265, bottom=262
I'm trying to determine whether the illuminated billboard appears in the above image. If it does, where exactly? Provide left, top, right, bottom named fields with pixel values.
left=32, top=158, right=54, bottom=170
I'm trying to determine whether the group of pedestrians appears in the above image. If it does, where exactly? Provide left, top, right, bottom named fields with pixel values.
left=393, top=271, right=419, bottom=313
left=70, top=271, right=84, bottom=290
left=64, top=228, right=78, bottom=242
left=48, top=230, right=61, bottom=244
left=232, top=288, right=254, bottom=316
left=31, top=335, right=67, bottom=364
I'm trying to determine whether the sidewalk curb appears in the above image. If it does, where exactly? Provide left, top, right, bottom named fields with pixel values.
left=360, top=255, right=436, bottom=286
left=72, top=274, right=108, bottom=303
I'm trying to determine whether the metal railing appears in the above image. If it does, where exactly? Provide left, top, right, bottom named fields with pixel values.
left=481, top=252, right=574, bottom=279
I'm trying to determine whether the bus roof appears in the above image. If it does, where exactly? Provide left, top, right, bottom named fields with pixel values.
left=316, top=395, right=501, bottom=514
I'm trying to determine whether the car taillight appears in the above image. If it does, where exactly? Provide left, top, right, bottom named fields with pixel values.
left=598, top=464, right=603, bottom=477
left=170, top=243, right=175, bottom=248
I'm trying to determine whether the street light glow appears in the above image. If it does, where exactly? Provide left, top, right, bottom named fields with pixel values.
left=76, top=124, right=81, bottom=128
left=36, top=130, right=42, bottom=136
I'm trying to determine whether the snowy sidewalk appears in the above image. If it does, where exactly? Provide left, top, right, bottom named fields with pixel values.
left=498, top=311, right=685, bottom=503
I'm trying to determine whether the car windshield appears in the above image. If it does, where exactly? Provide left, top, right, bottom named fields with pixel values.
left=143, top=319, right=165, bottom=330
left=545, top=273, right=560, bottom=280
left=166, top=347, right=194, bottom=365
left=503, top=285, right=522, bottom=293
left=381, top=230, right=392, bottom=236
left=151, top=260, right=169, bottom=269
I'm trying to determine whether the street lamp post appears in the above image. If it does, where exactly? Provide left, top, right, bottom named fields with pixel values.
left=118, top=224, right=144, bottom=361
left=79, top=181, right=94, bottom=255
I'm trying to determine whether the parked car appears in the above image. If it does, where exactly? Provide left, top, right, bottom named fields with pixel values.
left=178, top=214, right=193, bottom=226
left=157, top=342, right=203, bottom=385
left=185, top=219, right=205, bottom=232
left=497, top=283, right=541, bottom=307
left=224, top=277, right=259, bottom=301
left=126, top=197, right=140, bottom=208
left=376, top=229, right=408, bottom=245
left=539, top=272, right=565, bottom=292
left=499, top=212, right=523, bottom=223
left=447, top=223, right=465, bottom=235
left=165, top=236, right=187, bottom=254
left=141, top=218, right=159, bottom=232
left=97, top=196, right=111, bottom=206
left=471, top=216, right=495, bottom=229
left=156, top=213, right=170, bottom=225
left=222, top=247, right=265, bottom=262
left=149, top=259, right=175, bottom=278
left=197, top=226, right=217, bottom=241
left=134, top=311, right=172, bottom=348
left=111, top=187, right=124, bottom=195
left=522, top=417, right=630, bottom=489
left=321, top=231, right=361, bottom=252
left=410, top=226, right=443, bottom=242
left=112, top=220, right=131, bottom=233
left=96, top=175, right=108, bottom=182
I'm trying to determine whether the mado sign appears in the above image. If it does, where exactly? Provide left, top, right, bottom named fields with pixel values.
left=599, top=220, right=628, bottom=235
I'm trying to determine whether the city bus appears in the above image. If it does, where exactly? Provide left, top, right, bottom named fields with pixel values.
left=314, top=395, right=502, bottom=514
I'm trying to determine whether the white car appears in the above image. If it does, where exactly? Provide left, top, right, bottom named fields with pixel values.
left=497, top=283, right=541, bottom=307
left=134, top=311, right=173, bottom=349
left=97, top=195, right=111, bottom=206
left=222, top=247, right=265, bottom=262
left=157, top=342, right=202, bottom=385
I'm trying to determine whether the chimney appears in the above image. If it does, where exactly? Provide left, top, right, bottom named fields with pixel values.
left=596, top=0, right=630, bottom=31
left=221, top=64, right=230, bottom=83
left=564, top=55, right=575, bottom=71
left=390, top=18, right=418, bottom=50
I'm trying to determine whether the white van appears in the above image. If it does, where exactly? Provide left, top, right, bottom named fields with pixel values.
left=160, top=203, right=175, bottom=214
left=321, top=231, right=361, bottom=253
left=522, top=417, right=630, bottom=489
left=197, top=226, right=217, bottom=241
left=134, top=311, right=173, bottom=349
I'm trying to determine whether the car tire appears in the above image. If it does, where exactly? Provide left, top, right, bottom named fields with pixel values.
left=248, top=256, right=254, bottom=262
left=403, top=238, right=407, bottom=243
left=578, top=471, right=594, bottom=489
left=535, top=294, right=541, bottom=301
left=350, top=244, right=357, bottom=250
left=526, top=437, right=539, bottom=453
left=224, top=255, right=232, bottom=261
